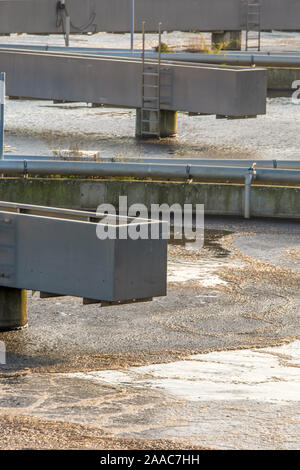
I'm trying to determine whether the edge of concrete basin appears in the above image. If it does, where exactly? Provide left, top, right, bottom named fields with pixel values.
left=0, top=178, right=299, bottom=219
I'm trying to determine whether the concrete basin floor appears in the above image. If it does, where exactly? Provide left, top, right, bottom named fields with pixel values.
left=0, top=217, right=299, bottom=449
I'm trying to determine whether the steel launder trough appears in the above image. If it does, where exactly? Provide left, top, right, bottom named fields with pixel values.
left=0, top=202, right=167, bottom=303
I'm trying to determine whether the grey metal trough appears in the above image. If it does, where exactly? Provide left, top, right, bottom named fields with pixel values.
left=0, top=202, right=167, bottom=305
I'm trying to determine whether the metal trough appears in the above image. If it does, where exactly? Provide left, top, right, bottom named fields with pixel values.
left=0, top=202, right=167, bottom=304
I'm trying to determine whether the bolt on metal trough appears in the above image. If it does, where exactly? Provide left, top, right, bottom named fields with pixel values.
left=0, top=202, right=167, bottom=330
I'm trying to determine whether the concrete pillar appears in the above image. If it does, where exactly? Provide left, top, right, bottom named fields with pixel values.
left=212, top=31, right=242, bottom=51
left=136, top=109, right=178, bottom=138
left=0, top=287, right=27, bottom=330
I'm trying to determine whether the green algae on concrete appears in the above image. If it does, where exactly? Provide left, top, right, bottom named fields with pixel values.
left=267, top=67, right=300, bottom=93
left=0, top=178, right=81, bottom=208
left=0, top=178, right=299, bottom=219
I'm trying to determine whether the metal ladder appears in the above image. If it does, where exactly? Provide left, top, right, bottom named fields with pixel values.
left=140, top=21, right=161, bottom=138
left=245, top=0, right=261, bottom=51
left=140, top=22, right=173, bottom=139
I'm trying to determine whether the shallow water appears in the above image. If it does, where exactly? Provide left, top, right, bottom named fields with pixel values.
left=2, top=31, right=300, bottom=161
left=1, top=31, right=300, bottom=450
left=5, top=96, right=300, bottom=161
left=168, top=229, right=236, bottom=286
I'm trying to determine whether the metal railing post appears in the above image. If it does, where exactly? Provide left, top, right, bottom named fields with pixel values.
left=130, top=0, right=135, bottom=52
left=0, top=72, right=5, bottom=160
left=158, top=22, right=162, bottom=137
left=244, top=164, right=257, bottom=219
left=65, top=15, right=70, bottom=47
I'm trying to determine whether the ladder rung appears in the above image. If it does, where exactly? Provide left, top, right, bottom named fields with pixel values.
left=141, top=26, right=173, bottom=136
left=142, top=107, right=159, bottom=112
left=143, top=72, right=159, bottom=76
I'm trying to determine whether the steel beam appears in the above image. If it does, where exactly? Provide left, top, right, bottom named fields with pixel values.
left=0, top=49, right=266, bottom=116
left=0, top=203, right=167, bottom=302
left=1, top=1, right=300, bottom=34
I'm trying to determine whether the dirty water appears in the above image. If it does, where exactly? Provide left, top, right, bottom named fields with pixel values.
left=0, top=340, right=299, bottom=449
left=3, top=31, right=300, bottom=160
left=168, top=229, right=240, bottom=286
left=0, top=225, right=299, bottom=375
left=233, top=233, right=300, bottom=275
left=6, top=96, right=300, bottom=162
left=0, top=31, right=300, bottom=449
left=0, top=215, right=299, bottom=449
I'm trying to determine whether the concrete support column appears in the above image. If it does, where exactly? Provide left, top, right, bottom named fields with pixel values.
left=0, top=287, right=27, bottom=330
left=212, top=31, right=242, bottom=51
left=136, top=109, right=178, bottom=138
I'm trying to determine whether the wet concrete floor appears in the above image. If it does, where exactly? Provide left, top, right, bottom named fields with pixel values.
left=1, top=30, right=300, bottom=448
left=0, top=218, right=299, bottom=449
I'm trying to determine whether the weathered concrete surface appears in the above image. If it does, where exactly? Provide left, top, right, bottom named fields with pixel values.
left=0, top=416, right=202, bottom=450
left=0, top=371, right=299, bottom=450
left=0, top=178, right=299, bottom=219
left=0, top=218, right=299, bottom=449
left=268, top=67, right=300, bottom=93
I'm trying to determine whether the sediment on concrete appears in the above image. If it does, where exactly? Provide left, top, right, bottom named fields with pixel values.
left=0, top=178, right=299, bottom=219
